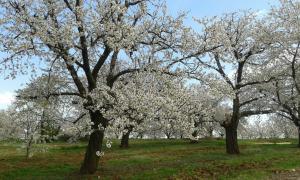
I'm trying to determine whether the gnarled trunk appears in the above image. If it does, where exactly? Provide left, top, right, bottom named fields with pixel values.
left=80, top=110, right=107, bottom=174
left=120, top=126, right=133, bottom=148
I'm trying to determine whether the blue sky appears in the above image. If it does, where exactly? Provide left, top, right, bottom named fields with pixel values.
left=0, top=0, right=278, bottom=109
left=167, top=0, right=274, bottom=15
left=166, top=0, right=276, bottom=22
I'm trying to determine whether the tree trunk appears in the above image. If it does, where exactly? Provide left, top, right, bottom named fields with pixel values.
left=224, top=96, right=240, bottom=155
left=225, top=125, right=240, bottom=154
left=40, top=110, right=49, bottom=143
left=166, top=133, right=171, bottom=139
left=298, top=126, right=300, bottom=148
left=190, top=130, right=198, bottom=143
left=26, top=136, right=33, bottom=159
left=120, top=127, right=133, bottom=148
left=138, top=132, right=143, bottom=139
left=208, top=129, right=213, bottom=138
left=80, top=110, right=107, bottom=174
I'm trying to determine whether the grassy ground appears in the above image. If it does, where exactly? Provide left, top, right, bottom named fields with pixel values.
left=0, top=139, right=300, bottom=180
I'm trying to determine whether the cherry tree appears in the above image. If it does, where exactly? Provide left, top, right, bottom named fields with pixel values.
left=12, top=75, right=77, bottom=158
left=102, top=71, right=197, bottom=145
left=183, top=12, right=277, bottom=154
left=269, top=115, right=297, bottom=139
left=13, top=101, right=45, bottom=158
left=261, top=77, right=300, bottom=144
left=188, top=85, right=226, bottom=140
left=16, top=75, right=74, bottom=141
left=258, top=0, right=300, bottom=146
left=101, top=71, right=162, bottom=148
left=273, top=0, right=300, bottom=145
left=0, top=108, right=20, bottom=140
left=152, top=79, right=196, bottom=140
left=0, top=0, right=188, bottom=173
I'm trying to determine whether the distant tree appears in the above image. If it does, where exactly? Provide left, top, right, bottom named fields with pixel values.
left=16, top=75, right=73, bottom=142
left=271, top=115, right=297, bottom=139
left=0, top=108, right=19, bottom=140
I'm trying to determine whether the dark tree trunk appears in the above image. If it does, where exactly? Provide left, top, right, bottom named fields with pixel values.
left=190, top=130, right=198, bottom=143
left=298, top=126, right=300, bottom=148
left=120, top=126, right=133, bottom=148
left=80, top=110, right=107, bottom=174
left=208, top=129, right=213, bottom=138
left=192, top=130, right=197, bottom=138
left=223, top=96, right=240, bottom=155
left=138, top=132, right=143, bottom=139
left=225, top=125, right=239, bottom=154
left=166, top=133, right=171, bottom=139
left=40, top=111, right=48, bottom=142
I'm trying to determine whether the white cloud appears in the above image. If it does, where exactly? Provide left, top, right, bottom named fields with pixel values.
left=0, top=91, right=15, bottom=109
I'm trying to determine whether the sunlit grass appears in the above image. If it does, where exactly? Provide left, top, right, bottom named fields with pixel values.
left=0, top=139, right=300, bottom=179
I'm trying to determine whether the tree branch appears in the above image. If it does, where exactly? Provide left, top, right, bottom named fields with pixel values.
left=73, top=113, right=87, bottom=124
left=92, top=46, right=112, bottom=80
left=214, top=53, right=235, bottom=89
left=16, top=92, right=84, bottom=100
left=239, top=77, right=275, bottom=88
left=240, top=109, right=273, bottom=118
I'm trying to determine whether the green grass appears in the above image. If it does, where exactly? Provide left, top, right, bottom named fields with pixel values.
left=0, top=139, right=300, bottom=179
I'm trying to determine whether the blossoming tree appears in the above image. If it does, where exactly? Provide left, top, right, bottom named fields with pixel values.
left=0, top=0, right=186, bottom=174
left=260, top=0, right=300, bottom=147
left=183, top=12, right=277, bottom=154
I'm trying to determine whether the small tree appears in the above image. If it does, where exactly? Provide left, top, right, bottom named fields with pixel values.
left=16, top=75, right=72, bottom=142
left=12, top=100, right=45, bottom=159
